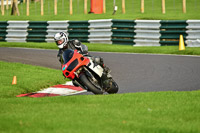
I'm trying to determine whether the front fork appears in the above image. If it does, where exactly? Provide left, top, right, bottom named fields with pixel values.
left=73, top=66, right=103, bottom=91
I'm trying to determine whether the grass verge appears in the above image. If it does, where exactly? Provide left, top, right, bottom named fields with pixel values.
left=1, top=92, right=200, bottom=133
left=0, top=61, right=66, bottom=98
left=0, top=60, right=200, bottom=133
left=1, top=42, right=200, bottom=56
left=1, top=0, right=200, bottom=20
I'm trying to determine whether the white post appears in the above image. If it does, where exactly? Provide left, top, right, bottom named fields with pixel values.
left=27, top=0, right=29, bottom=16
left=54, top=0, right=57, bottom=15
left=162, top=0, right=165, bottom=14
left=183, top=0, right=186, bottom=13
left=1, top=0, right=4, bottom=16
left=141, top=0, right=144, bottom=13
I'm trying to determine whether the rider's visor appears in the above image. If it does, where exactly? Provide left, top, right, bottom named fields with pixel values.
left=57, top=39, right=64, bottom=45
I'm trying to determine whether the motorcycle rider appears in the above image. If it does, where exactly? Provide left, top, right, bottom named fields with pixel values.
left=54, top=32, right=112, bottom=91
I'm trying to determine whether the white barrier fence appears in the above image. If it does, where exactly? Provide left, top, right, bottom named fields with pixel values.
left=46, top=21, right=69, bottom=42
left=6, top=21, right=28, bottom=42
left=88, top=19, right=112, bottom=44
left=1, top=20, right=200, bottom=47
left=134, top=20, right=161, bottom=46
left=186, top=20, right=200, bottom=47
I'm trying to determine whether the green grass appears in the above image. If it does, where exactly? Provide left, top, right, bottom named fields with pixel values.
left=1, top=42, right=200, bottom=56
left=1, top=0, right=200, bottom=21
left=1, top=0, right=200, bottom=132
left=0, top=61, right=66, bottom=98
left=0, top=61, right=200, bottom=133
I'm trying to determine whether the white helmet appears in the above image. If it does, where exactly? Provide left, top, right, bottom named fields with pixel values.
left=54, top=32, right=68, bottom=49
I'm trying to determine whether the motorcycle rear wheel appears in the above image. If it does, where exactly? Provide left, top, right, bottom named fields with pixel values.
left=80, top=74, right=103, bottom=95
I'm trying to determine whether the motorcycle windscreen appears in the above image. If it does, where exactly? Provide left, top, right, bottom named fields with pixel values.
left=62, top=49, right=74, bottom=64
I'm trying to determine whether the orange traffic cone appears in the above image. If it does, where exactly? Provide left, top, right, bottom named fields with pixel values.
left=179, top=35, right=185, bottom=51
left=12, top=76, right=17, bottom=85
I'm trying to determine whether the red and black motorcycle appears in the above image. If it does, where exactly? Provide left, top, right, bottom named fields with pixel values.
left=61, top=49, right=119, bottom=94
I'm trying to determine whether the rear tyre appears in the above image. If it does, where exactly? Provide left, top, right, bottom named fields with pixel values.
left=79, top=74, right=103, bottom=95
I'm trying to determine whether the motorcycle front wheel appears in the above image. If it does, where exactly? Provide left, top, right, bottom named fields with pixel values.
left=107, top=80, right=119, bottom=94
left=79, top=74, right=103, bottom=95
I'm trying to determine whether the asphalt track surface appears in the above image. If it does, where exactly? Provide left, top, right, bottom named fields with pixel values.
left=1, top=47, right=200, bottom=93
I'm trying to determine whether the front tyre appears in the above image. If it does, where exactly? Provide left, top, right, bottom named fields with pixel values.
left=79, top=74, right=103, bottom=95
left=107, top=80, right=119, bottom=94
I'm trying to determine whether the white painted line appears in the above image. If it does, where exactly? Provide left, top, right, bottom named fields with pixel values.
left=36, top=81, right=87, bottom=96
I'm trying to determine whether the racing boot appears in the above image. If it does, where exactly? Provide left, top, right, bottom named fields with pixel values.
left=91, top=56, right=102, bottom=67
left=103, top=65, right=111, bottom=74
left=92, top=57, right=112, bottom=91
left=96, top=57, right=111, bottom=73
left=98, top=57, right=112, bottom=91
left=101, top=70, right=112, bottom=91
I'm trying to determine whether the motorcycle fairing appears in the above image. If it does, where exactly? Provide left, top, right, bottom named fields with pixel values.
left=87, top=57, right=104, bottom=77
left=62, top=50, right=90, bottom=80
